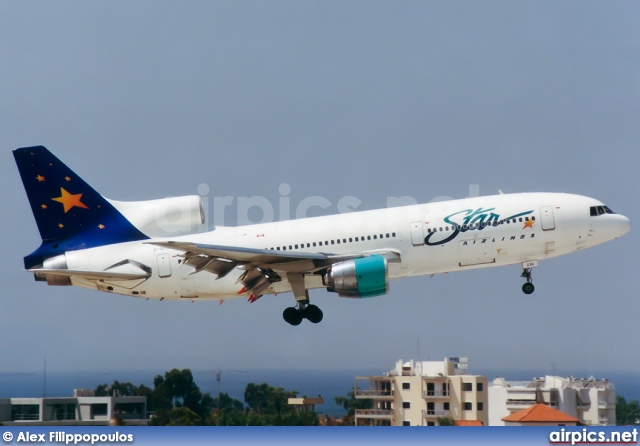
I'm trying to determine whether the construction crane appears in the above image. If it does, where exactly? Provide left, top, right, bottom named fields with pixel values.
left=197, top=370, right=246, bottom=410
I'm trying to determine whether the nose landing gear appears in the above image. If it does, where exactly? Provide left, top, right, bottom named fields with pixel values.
left=521, top=261, right=537, bottom=294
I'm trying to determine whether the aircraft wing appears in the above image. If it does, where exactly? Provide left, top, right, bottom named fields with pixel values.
left=146, top=241, right=401, bottom=299
left=145, top=241, right=363, bottom=275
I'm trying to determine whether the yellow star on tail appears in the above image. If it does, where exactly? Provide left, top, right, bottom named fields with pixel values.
left=52, top=188, right=89, bottom=213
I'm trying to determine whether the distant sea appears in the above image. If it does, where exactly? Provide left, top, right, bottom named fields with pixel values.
left=0, top=368, right=638, bottom=417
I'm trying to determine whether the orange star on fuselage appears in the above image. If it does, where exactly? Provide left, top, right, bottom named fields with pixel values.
left=523, top=220, right=534, bottom=229
left=52, top=188, right=89, bottom=213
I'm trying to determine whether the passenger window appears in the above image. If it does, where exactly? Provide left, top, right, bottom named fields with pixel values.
left=277, top=247, right=280, bottom=250
left=289, top=245, right=293, bottom=250
left=355, top=237, right=359, bottom=242
left=343, top=239, right=347, bottom=243
left=319, top=241, right=322, bottom=246
left=392, top=232, right=396, bottom=237
left=337, top=239, right=341, bottom=244
left=386, top=233, right=390, bottom=238
left=373, top=235, right=377, bottom=239
left=313, top=242, right=316, bottom=247
left=331, top=240, right=335, bottom=245
left=349, top=238, right=353, bottom=242
left=295, top=244, right=298, bottom=249
left=368, top=236, right=371, bottom=240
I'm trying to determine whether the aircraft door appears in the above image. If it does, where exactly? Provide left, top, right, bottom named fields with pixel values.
left=157, top=254, right=172, bottom=278
left=410, top=221, right=425, bottom=246
left=540, top=206, right=556, bottom=231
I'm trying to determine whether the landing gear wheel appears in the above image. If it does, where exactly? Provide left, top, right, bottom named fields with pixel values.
left=520, top=265, right=535, bottom=295
left=303, top=304, right=324, bottom=324
left=283, top=307, right=303, bottom=326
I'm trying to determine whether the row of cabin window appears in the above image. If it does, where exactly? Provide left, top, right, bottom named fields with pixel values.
left=269, top=232, right=397, bottom=251
left=426, top=216, right=536, bottom=233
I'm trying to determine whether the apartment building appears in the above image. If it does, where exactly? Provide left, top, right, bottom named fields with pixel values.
left=0, top=389, right=147, bottom=426
left=354, top=358, right=488, bottom=426
left=489, top=375, right=615, bottom=426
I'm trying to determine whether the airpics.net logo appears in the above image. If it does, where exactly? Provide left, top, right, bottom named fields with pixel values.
left=2, top=431, right=133, bottom=444
left=160, top=182, right=483, bottom=234
left=549, top=428, right=638, bottom=445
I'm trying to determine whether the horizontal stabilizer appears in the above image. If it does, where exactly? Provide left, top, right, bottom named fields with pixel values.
left=28, top=268, right=151, bottom=281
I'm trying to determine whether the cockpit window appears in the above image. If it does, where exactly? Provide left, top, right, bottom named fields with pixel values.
left=590, top=205, right=616, bottom=216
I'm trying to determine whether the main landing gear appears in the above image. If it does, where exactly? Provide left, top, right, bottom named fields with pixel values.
left=283, top=303, right=323, bottom=326
left=521, top=261, right=537, bottom=295
left=282, top=272, right=324, bottom=326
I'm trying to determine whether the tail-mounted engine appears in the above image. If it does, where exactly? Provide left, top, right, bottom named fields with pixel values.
left=323, top=255, right=389, bottom=298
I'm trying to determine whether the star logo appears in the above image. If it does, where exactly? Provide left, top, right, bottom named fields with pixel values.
left=52, top=188, right=89, bottom=213
left=65, top=176, right=71, bottom=181
left=41, top=204, right=47, bottom=209
left=36, top=175, right=45, bottom=182
left=523, top=220, right=535, bottom=229
left=98, top=224, right=105, bottom=229
left=58, top=223, right=64, bottom=228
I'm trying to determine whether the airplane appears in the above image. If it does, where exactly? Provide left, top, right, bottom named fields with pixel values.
left=14, top=146, right=631, bottom=326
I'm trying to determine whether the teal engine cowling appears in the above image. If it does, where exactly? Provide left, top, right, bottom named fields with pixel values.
left=323, top=255, right=389, bottom=298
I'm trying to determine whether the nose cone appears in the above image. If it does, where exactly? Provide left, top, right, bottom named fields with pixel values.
left=618, top=215, right=631, bottom=238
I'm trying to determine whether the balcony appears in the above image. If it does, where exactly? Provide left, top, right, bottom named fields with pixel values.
left=423, top=390, right=449, bottom=399
left=355, top=409, right=394, bottom=420
left=506, top=400, right=557, bottom=409
left=422, top=410, right=449, bottom=418
left=354, top=389, right=394, bottom=400
left=576, top=401, right=591, bottom=410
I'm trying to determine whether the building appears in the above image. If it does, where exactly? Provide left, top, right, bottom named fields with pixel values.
left=502, top=404, right=583, bottom=426
left=288, top=396, right=324, bottom=414
left=0, top=389, right=147, bottom=426
left=354, top=358, right=488, bottom=426
left=489, top=376, right=615, bottom=426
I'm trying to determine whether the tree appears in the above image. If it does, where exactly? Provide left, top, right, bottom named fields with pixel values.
left=244, top=383, right=298, bottom=415
left=335, top=388, right=373, bottom=425
left=616, top=395, right=640, bottom=425
left=149, top=407, right=202, bottom=426
left=436, top=416, right=457, bottom=426
left=150, top=369, right=214, bottom=424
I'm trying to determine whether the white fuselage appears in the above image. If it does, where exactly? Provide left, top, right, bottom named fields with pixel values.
left=62, top=192, right=630, bottom=301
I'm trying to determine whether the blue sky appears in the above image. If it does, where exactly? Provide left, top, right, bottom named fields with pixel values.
left=1, top=1, right=638, bottom=375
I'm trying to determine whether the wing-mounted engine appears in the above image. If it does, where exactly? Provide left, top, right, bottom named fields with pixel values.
left=323, top=255, right=389, bottom=298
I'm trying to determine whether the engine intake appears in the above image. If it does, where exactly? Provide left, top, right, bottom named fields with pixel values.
left=324, top=255, right=389, bottom=298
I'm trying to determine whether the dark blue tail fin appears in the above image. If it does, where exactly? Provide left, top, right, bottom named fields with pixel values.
left=13, top=146, right=148, bottom=268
